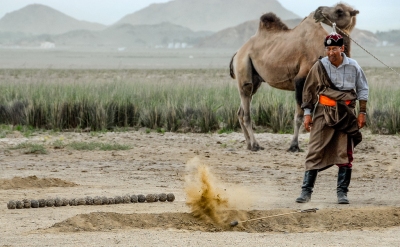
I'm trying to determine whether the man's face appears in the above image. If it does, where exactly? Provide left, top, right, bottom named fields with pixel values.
left=325, top=45, right=344, bottom=66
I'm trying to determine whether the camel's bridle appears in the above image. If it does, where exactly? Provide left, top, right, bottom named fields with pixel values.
left=321, top=12, right=400, bottom=77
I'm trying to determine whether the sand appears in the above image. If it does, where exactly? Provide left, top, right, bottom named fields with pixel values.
left=0, top=129, right=399, bottom=246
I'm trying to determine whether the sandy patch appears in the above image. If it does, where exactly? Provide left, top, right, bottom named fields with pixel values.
left=0, top=130, right=399, bottom=246
left=0, top=175, right=78, bottom=190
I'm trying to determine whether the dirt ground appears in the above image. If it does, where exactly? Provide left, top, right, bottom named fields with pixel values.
left=0, top=128, right=399, bottom=246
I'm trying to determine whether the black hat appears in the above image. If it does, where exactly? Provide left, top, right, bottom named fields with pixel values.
left=324, top=33, right=343, bottom=47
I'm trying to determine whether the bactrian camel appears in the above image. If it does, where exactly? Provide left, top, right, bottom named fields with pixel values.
left=229, top=3, right=359, bottom=151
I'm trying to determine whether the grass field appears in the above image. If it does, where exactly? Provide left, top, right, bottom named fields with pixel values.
left=0, top=66, right=399, bottom=135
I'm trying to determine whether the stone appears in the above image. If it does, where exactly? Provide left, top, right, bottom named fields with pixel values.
left=69, top=198, right=77, bottom=206
left=54, top=198, right=63, bottom=207
left=16, top=201, right=23, bottom=209
left=46, top=199, right=55, bottom=207
left=93, top=196, right=102, bottom=205
left=146, top=194, right=156, bottom=203
left=158, top=193, right=167, bottom=202
left=31, top=200, right=39, bottom=208
left=101, top=196, right=109, bottom=205
left=7, top=200, right=16, bottom=209
left=23, top=199, right=31, bottom=208
left=137, top=194, right=146, bottom=203
left=114, top=196, right=122, bottom=204
left=61, top=198, right=69, bottom=206
left=167, top=193, right=175, bottom=202
left=122, top=194, right=131, bottom=203
left=77, top=198, right=86, bottom=206
left=38, top=199, right=46, bottom=207
left=130, top=194, right=138, bottom=203
left=85, top=196, right=94, bottom=205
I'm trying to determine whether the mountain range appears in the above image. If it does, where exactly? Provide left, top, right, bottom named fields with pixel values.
left=0, top=4, right=105, bottom=35
left=0, top=1, right=397, bottom=49
left=114, top=0, right=299, bottom=32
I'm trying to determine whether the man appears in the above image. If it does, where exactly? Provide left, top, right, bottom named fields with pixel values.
left=295, top=31, right=369, bottom=204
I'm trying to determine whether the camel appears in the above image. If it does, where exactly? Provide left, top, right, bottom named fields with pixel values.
left=229, top=3, right=359, bottom=152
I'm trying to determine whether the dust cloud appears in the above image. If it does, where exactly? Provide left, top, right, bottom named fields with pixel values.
left=184, top=157, right=254, bottom=225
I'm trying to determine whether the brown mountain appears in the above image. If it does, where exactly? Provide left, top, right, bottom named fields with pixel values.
left=18, top=22, right=211, bottom=48
left=375, top=30, right=400, bottom=46
left=114, top=0, right=299, bottom=32
left=351, top=29, right=380, bottom=46
left=197, top=18, right=380, bottom=49
left=196, top=18, right=302, bottom=48
left=0, top=4, right=105, bottom=35
left=99, top=22, right=211, bottom=47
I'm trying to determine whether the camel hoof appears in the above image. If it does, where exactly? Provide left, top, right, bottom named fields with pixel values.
left=287, top=145, right=301, bottom=152
left=247, top=142, right=264, bottom=151
left=250, top=144, right=264, bottom=152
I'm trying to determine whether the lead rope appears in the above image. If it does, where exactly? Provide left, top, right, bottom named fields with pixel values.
left=322, top=13, right=400, bottom=77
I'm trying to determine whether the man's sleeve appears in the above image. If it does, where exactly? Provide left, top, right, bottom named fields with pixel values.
left=301, top=62, right=320, bottom=111
left=355, top=67, right=369, bottom=101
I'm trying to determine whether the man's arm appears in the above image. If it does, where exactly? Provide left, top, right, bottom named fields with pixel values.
left=304, top=114, right=313, bottom=132
left=301, top=62, right=320, bottom=132
left=358, top=100, right=367, bottom=129
left=356, top=67, right=369, bottom=129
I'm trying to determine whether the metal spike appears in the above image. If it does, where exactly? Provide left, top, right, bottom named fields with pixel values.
left=332, top=23, right=337, bottom=34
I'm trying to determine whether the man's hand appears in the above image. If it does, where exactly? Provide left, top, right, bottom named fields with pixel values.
left=304, top=115, right=313, bottom=132
left=358, top=113, right=366, bottom=129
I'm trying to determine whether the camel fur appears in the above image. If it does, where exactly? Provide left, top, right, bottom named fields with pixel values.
left=229, top=3, right=359, bottom=151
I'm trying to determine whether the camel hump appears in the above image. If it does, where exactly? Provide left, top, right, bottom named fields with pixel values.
left=259, top=12, right=289, bottom=31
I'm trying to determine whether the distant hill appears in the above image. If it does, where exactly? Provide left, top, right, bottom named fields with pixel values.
left=196, top=18, right=302, bottom=49
left=0, top=4, right=105, bottom=35
left=52, top=30, right=104, bottom=46
left=0, top=22, right=212, bottom=48
left=0, top=2, right=391, bottom=49
left=351, top=29, right=380, bottom=46
left=375, top=30, right=400, bottom=46
left=197, top=17, right=381, bottom=49
left=98, top=22, right=211, bottom=47
left=114, top=0, right=299, bottom=32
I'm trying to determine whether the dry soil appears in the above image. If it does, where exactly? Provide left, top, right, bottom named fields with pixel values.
left=0, top=129, right=399, bottom=246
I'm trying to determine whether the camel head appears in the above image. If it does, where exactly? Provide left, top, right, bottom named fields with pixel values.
left=313, top=3, right=359, bottom=33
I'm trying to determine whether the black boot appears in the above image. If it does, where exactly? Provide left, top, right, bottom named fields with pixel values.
left=337, top=167, right=352, bottom=204
left=296, top=170, right=318, bottom=203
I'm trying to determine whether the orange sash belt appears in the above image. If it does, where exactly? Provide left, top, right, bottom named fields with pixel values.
left=319, top=95, right=351, bottom=107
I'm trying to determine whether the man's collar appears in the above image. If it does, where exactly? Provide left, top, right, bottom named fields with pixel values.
left=341, top=53, right=350, bottom=66
left=323, top=53, right=349, bottom=68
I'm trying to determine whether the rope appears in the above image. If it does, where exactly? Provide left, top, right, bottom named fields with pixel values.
left=321, top=13, right=400, bottom=77
left=237, top=208, right=318, bottom=224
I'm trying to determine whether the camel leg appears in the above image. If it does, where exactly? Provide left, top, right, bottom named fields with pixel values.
left=288, top=76, right=306, bottom=152
left=238, top=83, right=262, bottom=151
left=233, top=50, right=264, bottom=151
left=288, top=104, right=303, bottom=152
left=237, top=105, right=251, bottom=148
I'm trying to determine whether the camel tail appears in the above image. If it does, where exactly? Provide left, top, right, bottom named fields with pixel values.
left=229, top=53, right=237, bottom=79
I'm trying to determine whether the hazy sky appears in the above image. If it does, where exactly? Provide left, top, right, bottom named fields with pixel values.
left=0, top=0, right=398, bottom=32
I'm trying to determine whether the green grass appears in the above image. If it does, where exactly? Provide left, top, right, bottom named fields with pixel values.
left=52, top=139, right=65, bottom=149
left=0, top=124, right=37, bottom=137
left=156, top=128, right=166, bottom=134
left=0, top=124, right=12, bottom=138
left=11, top=140, right=130, bottom=152
left=0, top=68, right=399, bottom=134
left=217, top=128, right=234, bottom=134
left=10, top=142, right=47, bottom=154
left=68, top=141, right=131, bottom=151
